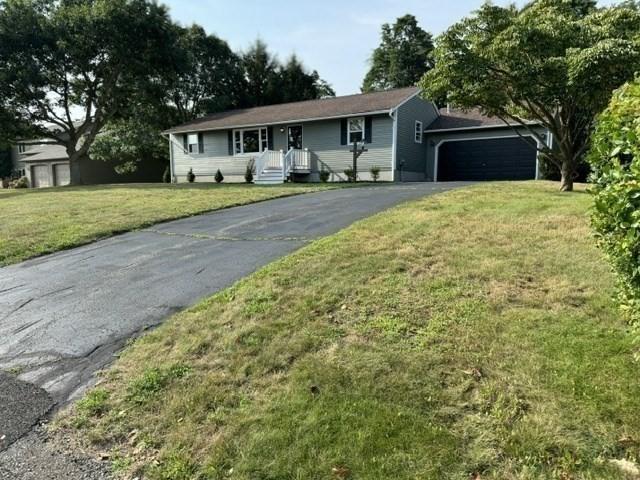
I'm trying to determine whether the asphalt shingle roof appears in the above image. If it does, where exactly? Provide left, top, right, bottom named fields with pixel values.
left=427, top=107, right=512, bottom=131
left=165, top=87, right=420, bottom=134
left=21, top=144, right=68, bottom=162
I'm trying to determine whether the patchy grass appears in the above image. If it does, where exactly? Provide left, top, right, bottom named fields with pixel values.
left=60, top=182, right=640, bottom=479
left=0, top=182, right=341, bottom=266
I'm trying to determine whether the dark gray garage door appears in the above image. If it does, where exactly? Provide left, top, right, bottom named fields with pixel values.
left=438, top=137, right=537, bottom=181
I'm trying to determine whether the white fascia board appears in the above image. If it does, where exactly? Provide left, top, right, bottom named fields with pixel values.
left=165, top=110, right=391, bottom=135
left=425, top=122, right=540, bottom=134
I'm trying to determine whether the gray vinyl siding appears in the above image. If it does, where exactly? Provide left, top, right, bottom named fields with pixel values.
left=171, top=130, right=248, bottom=182
left=424, top=125, right=549, bottom=181
left=304, top=114, right=392, bottom=181
left=171, top=114, right=394, bottom=183
left=394, top=95, right=438, bottom=181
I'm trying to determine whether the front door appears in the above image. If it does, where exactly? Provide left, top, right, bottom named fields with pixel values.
left=287, top=125, right=303, bottom=150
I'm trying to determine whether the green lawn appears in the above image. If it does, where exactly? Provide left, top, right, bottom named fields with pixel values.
left=0, top=183, right=340, bottom=266
left=60, top=182, right=640, bottom=479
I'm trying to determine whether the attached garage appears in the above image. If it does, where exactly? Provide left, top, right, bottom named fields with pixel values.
left=436, top=136, right=538, bottom=181
left=425, top=107, right=551, bottom=182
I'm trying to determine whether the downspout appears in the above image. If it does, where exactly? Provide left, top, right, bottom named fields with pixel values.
left=389, top=108, right=398, bottom=182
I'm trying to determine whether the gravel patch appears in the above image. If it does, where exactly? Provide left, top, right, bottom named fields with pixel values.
left=0, top=424, right=110, bottom=480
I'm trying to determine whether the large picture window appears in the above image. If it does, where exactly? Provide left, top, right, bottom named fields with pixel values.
left=348, top=117, right=364, bottom=144
left=233, top=127, right=269, bottom=155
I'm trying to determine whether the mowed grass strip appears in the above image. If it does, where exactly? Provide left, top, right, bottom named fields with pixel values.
left=61, top=182, right=640, bottom=479
left=0, top=183, right=339, bottom=266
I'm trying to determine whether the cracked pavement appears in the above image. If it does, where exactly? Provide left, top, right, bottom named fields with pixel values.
left=0, top=183, right=466, bottom=461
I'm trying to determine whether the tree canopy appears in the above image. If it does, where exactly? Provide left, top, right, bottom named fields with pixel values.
left=0, top=0, right=177, bottom=184
left=0, top=2, right=336, bottom=183
left=362, top=14, right=434, bottom=93
left=168, top=25, right=244, bottom=124
left=420, top=0, right=640, bottom=191
left=241, top=41, right=334, bottom=107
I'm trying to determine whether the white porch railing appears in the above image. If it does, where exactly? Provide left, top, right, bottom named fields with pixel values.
left=288, top=148, right=310, bottom=171
left=255, top=148, right=311, bottom=183
left=254, top=149, right=284, bottom=175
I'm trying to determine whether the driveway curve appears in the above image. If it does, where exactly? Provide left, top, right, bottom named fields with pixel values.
left=0, top=183, right=466, bottom=437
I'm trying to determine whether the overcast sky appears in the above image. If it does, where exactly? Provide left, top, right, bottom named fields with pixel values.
left=162, top=0, right=619, bottom=96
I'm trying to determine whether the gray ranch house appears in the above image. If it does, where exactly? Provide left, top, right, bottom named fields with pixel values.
left=164, top=87, right=551, bottom=184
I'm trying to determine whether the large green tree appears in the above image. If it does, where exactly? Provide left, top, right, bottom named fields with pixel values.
left=277, top=55, right=336, bottom=103
left=362, top=14, right=434, bottom=93
left=0, top=0, right=177, bottom=185
left=241, top=40, right=282, bottom=107
left=90, top=104, right=170, bottom=176
left=168, top=25, right=245, bottom=123
left=241, top=40, right=335, bottom=106
left=420, top=0, right=640, bottom=191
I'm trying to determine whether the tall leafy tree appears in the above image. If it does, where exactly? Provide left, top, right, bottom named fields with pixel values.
left=362, top=14, right=434, bottom=93
left=420, top=0, right=640, bottom=191
left=0, top=0, right=178, bottom=185
left=90, top=103, right=170, bottom=176
left=277, top=55, right=335, bottom=103
left=241, top=41, right=334, bottom=106
left=168, top=25, right=245, bottom=123
left=241, top=39, right=282, bottom=107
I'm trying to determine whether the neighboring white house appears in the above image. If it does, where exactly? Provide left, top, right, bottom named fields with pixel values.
left=164, top=87, right=551, bottom=184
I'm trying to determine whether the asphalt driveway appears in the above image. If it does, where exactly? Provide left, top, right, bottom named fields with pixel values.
left=0, top=182, right=466, bottom=448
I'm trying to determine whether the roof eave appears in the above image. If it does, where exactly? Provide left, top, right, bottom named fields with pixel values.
left=164, top=109, right=393, bottom=135
left=424, top=121, right=540, bottom=134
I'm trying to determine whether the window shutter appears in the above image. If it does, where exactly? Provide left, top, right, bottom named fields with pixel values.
left=228, top=130, right=234, bottom=155
left=198, top=133, right=204, bottom=154
left=183, top=134, right=188, bottom=153
left=267, top=126, right=273, bottom=150
left=340, top=119, right=348, bottom=145
left=364, top=117, right=373, bottom=143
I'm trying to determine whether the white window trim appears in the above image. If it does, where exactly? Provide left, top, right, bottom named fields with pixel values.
left=347, top=117, right=365, bottom=145
left=415, top=121, right=423, bottom=144
left=233, top=127, right=268, bottom=155
left=187, top=133, right=199, bottom=154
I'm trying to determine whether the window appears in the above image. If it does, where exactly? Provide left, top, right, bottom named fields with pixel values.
left=348, top=117, right=364, bottom=144
left=187, top=134, right=200, bottom=153
left=415, top=121, right=423, bottom=143
left=18, top=144, right=26, bottom=153
left=233, top=127, right=268, bottom=155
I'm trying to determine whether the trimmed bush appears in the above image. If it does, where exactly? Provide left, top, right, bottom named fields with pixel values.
left=214, top=169, right=224, bottom=183
left=187, top=168, right=196, bottom=183
left=588, top=80, right=640, bottom=353
left=319, top=169, right=330, bottom=183
left=343, top=168, right=355, bottom=182
left=370, top=166, right=380, bottom=182
left=244, top=165, right=254, bottom=184
left=9, top=176, right=29, bottom=189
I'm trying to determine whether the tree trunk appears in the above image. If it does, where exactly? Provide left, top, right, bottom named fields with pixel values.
left=67, top=148, right=84, bottom=186
left=560, top=160, right=574, bottom=192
